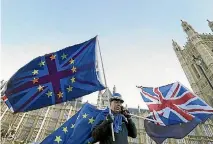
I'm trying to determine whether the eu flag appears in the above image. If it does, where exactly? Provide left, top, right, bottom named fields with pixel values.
left=1, top=37, right=105, bottom=113
left=40, top=103, right=102, bottom=144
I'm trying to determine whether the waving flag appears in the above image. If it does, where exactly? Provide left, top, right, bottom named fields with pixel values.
left=40, top=103, right=102, bottom=144
left=137, top=82, right=213, bottom=144
left=2, top=36, right=105, bottom=113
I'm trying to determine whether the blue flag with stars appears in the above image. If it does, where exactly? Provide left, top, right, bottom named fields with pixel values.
left=40, top=103, right=102, bottom=144
left=1, top=36, right=105, bottom=113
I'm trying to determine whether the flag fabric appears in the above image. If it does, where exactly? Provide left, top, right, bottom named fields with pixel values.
left=41, top=103, right=102, bottom=144
left=138, top=81, right=213, bottom=143
left=1, top=37, right=105, bottom=113
left=144, top=116, right=200, bottom=144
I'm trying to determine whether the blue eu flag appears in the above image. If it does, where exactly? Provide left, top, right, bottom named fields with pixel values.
left=1, top=36, right=105, bottom=113
left=40, top=103, right=102, bottom=144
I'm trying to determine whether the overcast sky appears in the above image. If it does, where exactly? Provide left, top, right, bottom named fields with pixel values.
left=1, top=0, right=213, bottom=109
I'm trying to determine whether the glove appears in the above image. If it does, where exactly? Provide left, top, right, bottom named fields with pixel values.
left=106, top=114, right=114, bottom=123
left=121, top=106, right=131, bottom=119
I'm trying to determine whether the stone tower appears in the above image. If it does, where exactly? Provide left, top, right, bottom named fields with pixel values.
left=97, top=88, right=112, bottom=109
left=173, top=20, right=213, bottom=107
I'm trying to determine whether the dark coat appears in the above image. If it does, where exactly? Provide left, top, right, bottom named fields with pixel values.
left=92, top=117, right=137, bottom=144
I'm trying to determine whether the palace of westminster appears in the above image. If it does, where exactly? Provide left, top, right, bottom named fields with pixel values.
left=1, top=20, right=213, bottom=144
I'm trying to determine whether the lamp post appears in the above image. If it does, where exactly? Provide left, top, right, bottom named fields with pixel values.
left=193, top=55, right=213, bottom=90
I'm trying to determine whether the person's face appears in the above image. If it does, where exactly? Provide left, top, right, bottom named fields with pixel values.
left=110, top=100, right=122, bottom=113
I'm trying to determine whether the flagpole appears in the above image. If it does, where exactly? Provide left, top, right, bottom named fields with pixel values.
left=97, top=36, right=115, bottom=141
left=129, top=114, right=163, bottom=124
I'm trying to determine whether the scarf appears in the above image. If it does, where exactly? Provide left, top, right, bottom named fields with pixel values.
left=92, top=108, right=126, bottom=134
left=113, top=113, right=126, bottom=133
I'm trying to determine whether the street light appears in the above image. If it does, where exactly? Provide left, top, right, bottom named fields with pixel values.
left=192, top=55, right=213, bottom=90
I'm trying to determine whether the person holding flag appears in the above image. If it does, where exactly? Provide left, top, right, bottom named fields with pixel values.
left=91, top=92, right=137, bottom=144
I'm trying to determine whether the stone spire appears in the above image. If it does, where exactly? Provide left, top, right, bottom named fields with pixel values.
left=207, top=19, right=213, bottom=32
left=113, top=85, right=116, bottom=94
left=172, top=39, right=182, bottom=51
left=181, top=20, right=197, bottom=37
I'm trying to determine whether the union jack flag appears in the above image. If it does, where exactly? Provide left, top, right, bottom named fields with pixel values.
left=1, top=36, right=105, bottom=113
left=138, top=82, right=213, bottom=126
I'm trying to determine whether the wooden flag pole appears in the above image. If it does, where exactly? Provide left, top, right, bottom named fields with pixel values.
left=130, top=114, right=164, bottom=124
left=97, top=36, right=115, bottom=141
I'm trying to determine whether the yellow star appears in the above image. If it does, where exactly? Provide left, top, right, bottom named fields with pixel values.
left=37, top=85, right=44, bottom=92
left=66, top=86, right=73, bottom=92
left=71, top=66, right=77, bottom=73
left=46, top=91, right=52, bottom=97
left=54, top=136, right=62, bottom=144
left=71, top=77, right=75, bottom=83
left=88, top=117, right=95, bottom=124
left=50, top=54, right=56, bottom=60
left=32, top=70, right=39, bottom=75
left=32, top=78, right=39, bottom=84
left=71, top=124, right=75, bottom=128
left=38, top=61, right=45, bottom=67
left=62, top=127, right=68, bottom=133
left=61, top=53, right=67, bottom=60
left=69, top=58, right=74, bottom=64
left=82, top=113, right=88, bottom=118
left=77, top=115, right=80, bottom=120
left=57, top=91, right=63, bottom=98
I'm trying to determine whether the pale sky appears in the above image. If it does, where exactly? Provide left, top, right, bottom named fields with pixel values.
left=1, top=0, right=213, bottom=109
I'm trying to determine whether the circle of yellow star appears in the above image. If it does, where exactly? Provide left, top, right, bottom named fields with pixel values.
left=62, top=127, right=68, bottom=133
left=71, top=66, right=77, bottom=73
left=46, top=91, right=52, bottom=97
left=50, top=54, right=56, bottom=60
left=57, top=91, right=63, bottom=98
left=71, top=77, right=75, bottom=83
left=61, top=53, right=67, bottom=60
left=32, top=69, right=39, bottom=75
left=67, top=86, right=73, bottom=92
left=71, top=124, right=75, bottom=128
left=88, top=117, right=95, bottom=124
left=37, top=85, right=44, bottom=92
left=54, top=136, right=62, bottom=144
left=69, top=58, right=74, bottom=64
left=82, top=113, right=88, bottom=118
left=32, top=78, right=39, bottom=84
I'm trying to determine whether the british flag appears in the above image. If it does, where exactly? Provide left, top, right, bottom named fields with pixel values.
left=138, top=82, right=213, bottom=126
